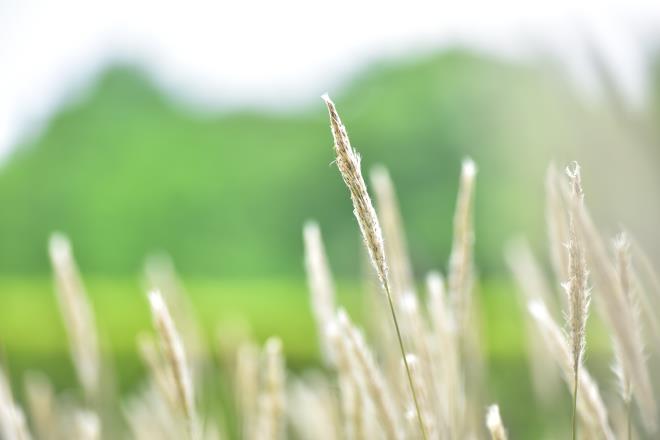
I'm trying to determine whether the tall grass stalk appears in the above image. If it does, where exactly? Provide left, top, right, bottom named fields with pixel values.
left=563, top=163, right=590, bottom=440
left=371, top=165, right=415, bottom=297
left=485, top=404, right=507, bottom=440
left=48, top=233, right=100, bottom=402
left=147, top=290, right=198, bottom=440
left=322, top=94, right=427, bottom=440
left=303, top=222, right=336, bottom=365
left=563, top=168, right=658, bottom=434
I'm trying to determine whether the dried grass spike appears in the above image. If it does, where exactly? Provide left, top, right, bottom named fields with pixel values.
left=448, top=157, right=477, bottom=321
left=48, top=233, right=100, bottom=399
left=148, top=290, right=197, bottom=438
left=304, top=221, right=336, bottom=364
left=371, top=165, right=414, bottom=296
left=322, top=94, right=426, bottom=439
left=486, top=404, right=508, bottom=440
left=0, top=365, right=33, bottom=440
left=255, top=337, right=286, bottom=440
left=321, top=94, right=388, bottom=289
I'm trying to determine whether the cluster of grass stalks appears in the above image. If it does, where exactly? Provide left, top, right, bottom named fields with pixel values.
left=1, top=96, right=660, bottom=439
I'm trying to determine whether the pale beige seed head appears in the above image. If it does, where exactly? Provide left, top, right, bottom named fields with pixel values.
left=234, top=341, right=260, bottom=439
left=287, top=377, right=339, bottom=440
left=322, top=94, right=389, bottom=291
left=0, top=365, right=33, bottom=440
left=612, top=232, right=657, bottom=432
left=148, top=290, right=196, bottom=432
left=425, top=271, right=463, bottom=438
left=325, top=319, right=362, bottom=440
left=371, top=165, right=414, bottom=297
left=255, top=337, right=286, bottom=440
left=136, top=332, right=178, bottom=411
left=303, top=221, right=336, bottom=364
left=562, top=227, right=590, bottom=374
left=562, top=163, right=590, bottom=375
left=563, top=168, right=658, bottom=433
left=566, top=162, right=584, bottom=202
left=612, top=233, right=634, bottom=404
left=74, top=410, right=100, bottom=440
left=144, top=253, right=207, bottom=367
left=486, top=405, right=507, bottom=440
left=23, top=372, right=57, bottom=440
left=447, top=158, right=477, bottom=329
left=48, top=233, right=100, bottom=398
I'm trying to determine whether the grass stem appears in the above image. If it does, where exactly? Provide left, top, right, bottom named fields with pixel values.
left=572, top=366, right=579, bottom=440
left=384, top=284, right=428, bottom=440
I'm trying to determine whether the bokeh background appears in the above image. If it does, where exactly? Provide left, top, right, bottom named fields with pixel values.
left=2, top=1, right=660, bottom=437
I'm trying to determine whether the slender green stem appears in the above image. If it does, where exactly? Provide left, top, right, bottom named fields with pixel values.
left=384, top=285, right=428, bottom=440
left=572, top=365, right=579, bottom=440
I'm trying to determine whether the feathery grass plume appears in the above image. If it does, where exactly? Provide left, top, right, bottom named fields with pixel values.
left=287, top=375, right=340, bottom=440
left=447, top=158, right=484, bottom=439
left=425, top=272, right=462, bottom=438
left=371, top=165, right=415, bottom=297
left=74, top=409, right=100, bottom=440
left=48, top=233, right=100, bottom=400
left=303, top=221, right=336, bottom=365
left=255, top=337, right=286, bottom=440
left=148, top=290, right=198, bottom=439
left=505, top=240, right=562, bottom=407
left=322, top=94, right=388, bottom=289
left=563, top=163, right=591, bottom=440
left=235, top=341, right=260, bottom=440
left=612, top=236, right=635, bottom=413
left=322, top=93, right=426, bottom=439
left=145, top=254, right=207, bottom=368
left=528, top=300, right=614, bottom=440
left=447, top=158, right=477, bottom=325
left=136, top=333, right=178, bottom=411
left=562, top=171, right=658, bottom=434
left=326, top=320, right=366, bottom=440
left=336, top=309, right=402, bottom=440
left=613, top=232, right=648, bottom=438
left=546, top=164, right=569, bottom=283
left=486, top=404, right=508, bottom=440
left=124, top=382, right=187, bottom=440
left=24, top=371, right=57, bottom=440
left=0, top=365, right=32, bottom=440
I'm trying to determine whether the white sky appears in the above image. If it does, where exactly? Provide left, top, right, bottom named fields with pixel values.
left=1, top=0, right=660, bottom=160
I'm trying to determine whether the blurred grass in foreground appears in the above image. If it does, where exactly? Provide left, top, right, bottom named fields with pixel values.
left=0, top=277, right=619, bottom=438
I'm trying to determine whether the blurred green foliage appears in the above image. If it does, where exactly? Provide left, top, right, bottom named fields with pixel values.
left=0, top=51, right=599, bottom=278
